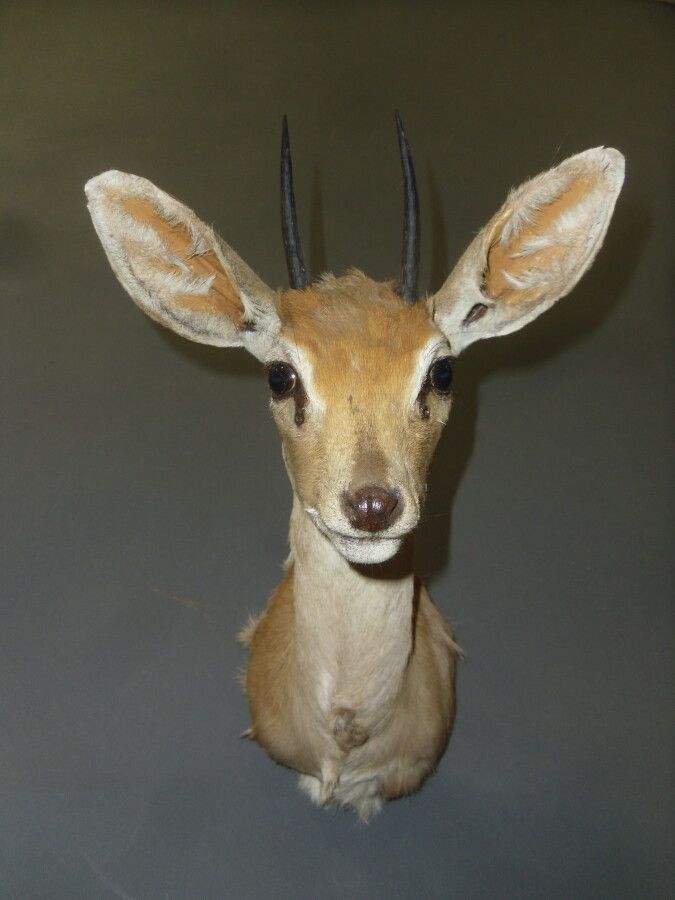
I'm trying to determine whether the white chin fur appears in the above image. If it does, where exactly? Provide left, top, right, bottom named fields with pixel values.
left=330, top=534, right=402, bottom=565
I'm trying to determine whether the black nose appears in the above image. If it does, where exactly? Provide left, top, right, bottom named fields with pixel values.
left=341, top=485, right=402, bottom=533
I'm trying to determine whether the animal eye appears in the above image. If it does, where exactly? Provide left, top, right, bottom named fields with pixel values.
left=428, top=357, right=453, bottom=395
left=267, top=362, right=297, bottom=398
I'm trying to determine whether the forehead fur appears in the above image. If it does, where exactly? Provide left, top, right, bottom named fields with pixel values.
left=278, top=270, right=437, bottom=365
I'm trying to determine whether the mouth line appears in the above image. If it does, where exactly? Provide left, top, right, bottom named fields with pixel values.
left=330, top=529, right=408, bottom=544
left=305, top=509, right=411, bottom=544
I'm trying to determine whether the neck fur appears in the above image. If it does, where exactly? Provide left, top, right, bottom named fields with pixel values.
left=288, top=496, right=415, bottom=722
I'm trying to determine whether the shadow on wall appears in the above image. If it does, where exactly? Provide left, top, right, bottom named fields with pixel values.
left=153, top=169, right=650, bottom=584
left=417, top=184, right=650, bottom=583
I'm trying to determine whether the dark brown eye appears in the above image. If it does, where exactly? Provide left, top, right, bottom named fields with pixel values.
left=429, top=356, right=453, bottom=395
left=267, top=362, right=297, bottom=398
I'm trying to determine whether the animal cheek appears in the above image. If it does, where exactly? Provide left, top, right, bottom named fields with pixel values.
left=285, top=422, right=325, bottom=481
left=406, top=422, right=443, bottom=472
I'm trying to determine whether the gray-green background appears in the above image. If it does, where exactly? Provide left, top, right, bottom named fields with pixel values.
left=2, top=1, right=673, bottom=897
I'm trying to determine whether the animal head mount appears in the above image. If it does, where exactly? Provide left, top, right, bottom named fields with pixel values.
left=85, top=119, right=624, bottom=567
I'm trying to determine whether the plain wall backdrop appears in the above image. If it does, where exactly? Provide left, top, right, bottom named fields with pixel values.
left=1, top=1, right=673, bottom=897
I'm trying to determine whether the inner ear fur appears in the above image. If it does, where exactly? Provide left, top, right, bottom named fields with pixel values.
left=85, top=170, right=279, bottom=357
left=120, top=195, right=245, bottom=321
left=432, top=147, right=625, bottom=353
left=483, top=173, right=596, bottom=304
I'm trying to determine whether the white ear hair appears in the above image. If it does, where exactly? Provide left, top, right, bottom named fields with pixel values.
left=432, top=147, right=625, bottom=354
left=85, top=170, right=280, bottom=360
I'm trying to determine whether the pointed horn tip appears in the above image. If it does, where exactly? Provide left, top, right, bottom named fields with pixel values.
left=394, top=111, right=419, bottom=304
left=280, top=113, right=309, bottom=289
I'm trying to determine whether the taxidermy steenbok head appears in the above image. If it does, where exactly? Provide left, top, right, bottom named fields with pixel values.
left=86, top=116, right=624, bottom=819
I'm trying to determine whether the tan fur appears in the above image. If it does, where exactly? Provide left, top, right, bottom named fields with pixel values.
left=121, top=196, right=245, bottom=321
left=484, top=176, right=593, bottom=303
left=432, top=147, right=625, bottom=352
left=243, top=501, right=457, bottom=819
left=85, top=146, right=624, bottom=819
left=85, top=171, right=280, bottom=358
left=241, top=275, right=459, bottom=817
left=271, top=272, right=449, bottom=561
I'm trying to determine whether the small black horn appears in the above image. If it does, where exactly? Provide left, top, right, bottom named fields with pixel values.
left=395, top=111, right=420, bottom=303
left=281, top=116, right=309, bottom=289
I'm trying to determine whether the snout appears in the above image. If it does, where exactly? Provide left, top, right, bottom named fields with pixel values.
left=341, top=485, right=402, bottom=533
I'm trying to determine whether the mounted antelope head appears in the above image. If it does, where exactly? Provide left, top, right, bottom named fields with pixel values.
left=85, top=116, right=624, bottom=819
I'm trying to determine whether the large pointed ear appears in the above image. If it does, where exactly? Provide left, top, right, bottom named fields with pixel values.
left=431, top=148, right=625, bottom=354
left=85, top=170, right=280, bottom=360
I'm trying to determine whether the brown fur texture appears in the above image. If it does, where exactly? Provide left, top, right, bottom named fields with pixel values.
left=246, top=575, right=458, bottom=797
left=242, top=506, right=458, bottom=819
left=241, top=277, right=459, bottom=818
left=270, top=273, right=449, bottom=562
